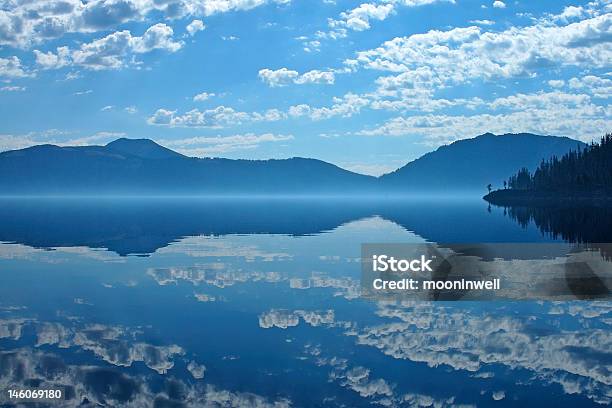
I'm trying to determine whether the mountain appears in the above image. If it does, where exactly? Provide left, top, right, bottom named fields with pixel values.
left=0, top=139, right=377, bottom=195
left=0, top=133, right=586, bottom=195
left=106, top=137, right=185, bottom=159
left=380, top=133, right=585, bottom=192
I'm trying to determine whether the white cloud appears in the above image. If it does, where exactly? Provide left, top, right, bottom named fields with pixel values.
left=176, top=81, right=451, bottom=127
left=277, top=4, right=611, bottom=131
left=147, top=109, right=175, bottom=125
left=0, top=131, right=126, bottom=152
left=356, top=90, right=611, bottom=145
left=34, top=46, right=71, bottom=69
left=0, top=135, right=39, bottom=152
left=488, top=91, right=591, bottom=110
left=553, top=6, right=586, bottom=22
left=352, top=13, right=612, bottom=85
left=160, top=133, right=293, bottom=157
left=64, top=71, right=81, bottom=81
left=1, top=86, right=25, bottom=92
left=259, top=67, right=335, bottom=86
left=148, top=106, right=256, bottom=128
left=0, top=0, right=291, bottom=49
left=335, top=0, right=452, bottom=33
left=568, top=75, right=612, bottom=99
left=492, top=1, right=506, bottom=8
left=314, top=0, right=455, bottom=44
left=194, top=92, right=215, bottom=101
left=0, top=56, right=30, bottom=78
left=170, top=133, right=292, bottom=147
left=303, top=39, right=321, bottom=53
left=130, top=23, right=183, bottom=53
left=58, top=131, right=127, bottom=146
left=295, top=69, right=335, bottom=85
left=288, top=104, right=311, bottom=117
left=339, top=3, right=395, bottom=32
left=469, top=19, right=495, bottom=26
left=160, top=133, right=293, bottom=155
left=548, top=79, right=565, bottom=88
left=258, top=68, right=299, bottom=87
left=288, top=93, right=369, bottom=120
left=143, top=3, right=610, bottom=142
left=124, top=106, right=137, bottom=114
left=251, top=108, right=287, bottom=121
left=186, top=19, right=205, bottom=36
left=34, top=23, right=183, bottom=71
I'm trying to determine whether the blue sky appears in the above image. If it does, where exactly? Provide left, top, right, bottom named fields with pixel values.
left=0, top=0, right=610, bottom=175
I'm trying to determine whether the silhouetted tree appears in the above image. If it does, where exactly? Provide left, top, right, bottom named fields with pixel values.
left=506, top=133, right=612, bottom=192
left=487, top=183, right=492, bottom=193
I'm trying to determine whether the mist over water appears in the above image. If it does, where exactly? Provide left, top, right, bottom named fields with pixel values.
left=0, top=197, right=610, bottom=407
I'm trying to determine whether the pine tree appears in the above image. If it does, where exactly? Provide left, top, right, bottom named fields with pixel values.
left=506, top=133, right=612, bottom=192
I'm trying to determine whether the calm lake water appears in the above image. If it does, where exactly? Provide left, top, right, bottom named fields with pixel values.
left=0, top=197, right=610, bottom=407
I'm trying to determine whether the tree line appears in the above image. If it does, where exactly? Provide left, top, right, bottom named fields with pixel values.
left=507, top=133, right=612, bottom=191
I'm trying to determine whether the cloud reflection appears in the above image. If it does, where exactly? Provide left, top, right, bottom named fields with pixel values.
left=0, top=348, right=291, bottom=407
left=351, top=301, right=612, bottom=405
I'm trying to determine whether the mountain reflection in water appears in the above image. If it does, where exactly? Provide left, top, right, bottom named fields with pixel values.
left=0, top=197, right=610, bottom=407
left=0, top=197, right=556, bottom=256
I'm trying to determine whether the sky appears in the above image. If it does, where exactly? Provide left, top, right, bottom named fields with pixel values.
left=0, top=0, right=610, bottom=176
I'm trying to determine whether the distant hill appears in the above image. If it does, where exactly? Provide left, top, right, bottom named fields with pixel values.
left=0, top=139, right=377, bottom=195
left=106, top=137, right=185, bottom=159
left=380, top=133, right=585, bottom=192
left=0, top=133, right=585, bottom=195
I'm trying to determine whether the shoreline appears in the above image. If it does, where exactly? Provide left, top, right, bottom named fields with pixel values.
left=483, top=189, right=612, bottom=206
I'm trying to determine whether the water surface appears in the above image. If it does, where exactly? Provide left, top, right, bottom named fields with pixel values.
left=0, top=197, right=610, bottom=407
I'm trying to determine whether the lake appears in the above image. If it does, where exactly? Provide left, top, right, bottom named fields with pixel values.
left=0, top=197, right=610, bottom=407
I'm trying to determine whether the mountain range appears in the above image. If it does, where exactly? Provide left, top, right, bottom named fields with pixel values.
left=0, top=133, right=584, bottom=195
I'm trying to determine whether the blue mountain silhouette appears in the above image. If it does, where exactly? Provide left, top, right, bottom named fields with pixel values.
left=380, top=133, right=585, bottom=191
left=0, top=133, right=584, bottom=194
left=106, top=137, right=185, bottom=159
left=0, top=138, right=376, bottom=194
